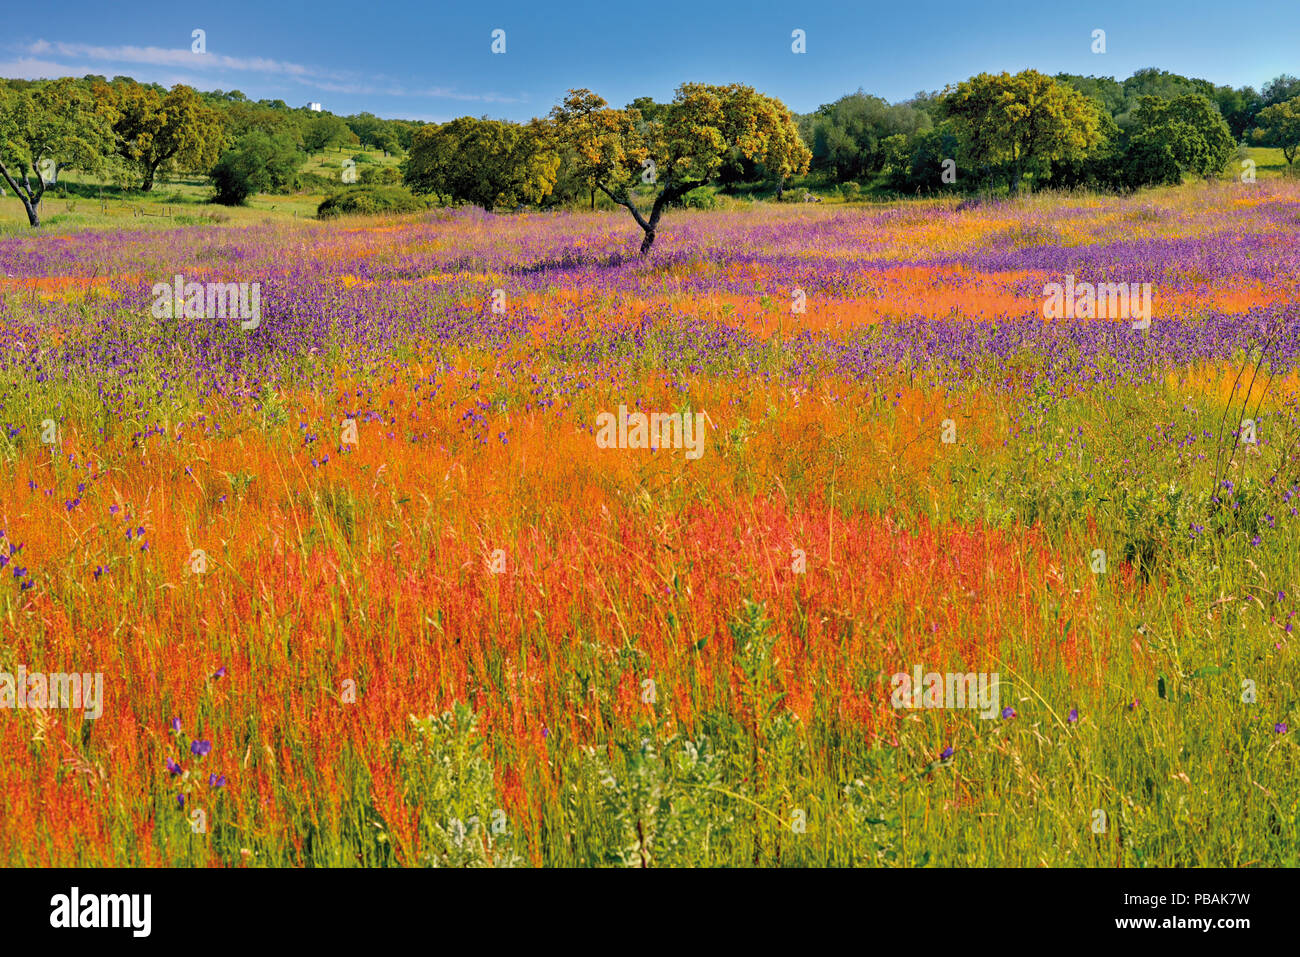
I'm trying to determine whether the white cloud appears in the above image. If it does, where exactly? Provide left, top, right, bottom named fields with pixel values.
left=31, top=41, right=339, bottom=80
left=13, top=38, right=523, bottom=104
left=0, top=57, right=85, bottom=78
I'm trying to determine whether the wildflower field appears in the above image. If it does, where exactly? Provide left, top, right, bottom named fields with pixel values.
left=1, top=179, right=1298, bottom=867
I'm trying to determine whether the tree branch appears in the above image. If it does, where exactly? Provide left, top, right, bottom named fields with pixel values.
left=29, top=154, right=47, bottom=207
left=0, top=158, right=32, bottom=203
left=597, top=182, right=650, bottom=232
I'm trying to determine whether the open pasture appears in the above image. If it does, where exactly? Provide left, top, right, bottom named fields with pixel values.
left=0, top=180, right=1297, bottom=866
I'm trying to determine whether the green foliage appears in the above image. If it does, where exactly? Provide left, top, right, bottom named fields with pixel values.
left=1056, top=73, right=1131, bottom=117
left=575, top=734, right=737, bottom=867
left=107, top=81, right=226, bottom=191
left=943, top=70, right=1108, bottom=194
left=1212, top=84, right=1264, bottom=141
left=404, top=116, right=559, bottom=210
left=0, top=77, right=115, bottom=225
left=1124, top=94, right=1236, bottom=186
left=552, top=83, right=810, bottom=252
left=303, top=113, right=356, bottom=153
left=359, top=164, right=402, bottom=186
left=396, top=705, right=525, bottom=867
left=626, top=96, right=668, bottom=125
left=1253, top=97, right=1300, bottom=165
left=884, top=123, right=964, bottom=193
left=316, top=185, right=429, bottom=219
left=1048, top=110, right=1126, bottom=191
left=210, top=131, right=304, bottom=205
left=9, top=65, right=1295, bottom=229
left=1263, top=74, right=1300, bottom=106
left=346, top=112, right=398, bottom=152
left=801, top=91, right=931, bottom=181
left=217, top=100, right=302, bottom=144
left=677, top=185, right=718, bottom=209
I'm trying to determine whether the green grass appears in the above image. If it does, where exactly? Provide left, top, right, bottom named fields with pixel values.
left=0, top=146, right=405, bottom=234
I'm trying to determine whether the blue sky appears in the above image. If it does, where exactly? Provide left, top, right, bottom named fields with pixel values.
left=7, top=1, right=1298, bottom=121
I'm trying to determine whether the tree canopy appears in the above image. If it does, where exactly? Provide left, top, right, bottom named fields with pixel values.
left=552, top=83, right=810, bottom=253
left=0, top=77, right=114, bottom=225
left=942, top=70, right=1108, bottom=194
left=404, top=116, right=559, bottom=210
left=106, top=81, right=225, bottom=191
left=1254, top=96, right=1300, bottom=165
left=1124, top=94, right=1236, bottom=185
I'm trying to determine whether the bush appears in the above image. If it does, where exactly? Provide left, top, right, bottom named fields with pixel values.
left=678, top=186, right=718, bottom=209
left=359, top=165, right=402, bottom=186
left=293, top=171, right=339, bottom=191
left=317, top=185, right=430, bottom=219
left=838, top=181, right=862, bottom=200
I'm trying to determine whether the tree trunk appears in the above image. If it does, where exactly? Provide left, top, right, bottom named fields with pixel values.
left=590, top=189, right=595, bottom=210
left=142, top=162, right=159, bottom=192
left=0, top=160, right=42, bottom=227
left=637, top=184, right=691, bottom=255
left=600, top=180, right=703, bottom=256
left=638, top=193, right=669, bottom=255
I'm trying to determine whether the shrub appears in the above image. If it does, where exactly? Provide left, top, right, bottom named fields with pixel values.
left=678, top=186, right=718, bottom=209
left=359, top=165, right=402, bottom=186
left=395, top=705, right=525, bottom=867
left=294, top=171, right=339, bottom=191
left=317, top=185, right=429, bottom=219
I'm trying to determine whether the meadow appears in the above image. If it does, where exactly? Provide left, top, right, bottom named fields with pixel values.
left=0, top=177, right=1297, bottom=867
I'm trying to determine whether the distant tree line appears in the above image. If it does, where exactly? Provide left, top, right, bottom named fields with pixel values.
left=804, top=67, right=1300, bottom=195
left=0, top=74, right=428, bottom=223
left=2, top=66, right=1299, bottom=231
